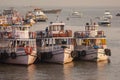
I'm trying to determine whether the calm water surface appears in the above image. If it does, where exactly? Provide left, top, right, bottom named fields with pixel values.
left=0, top=6, right=120, bottom=80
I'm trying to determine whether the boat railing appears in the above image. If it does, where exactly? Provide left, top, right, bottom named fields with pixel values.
left=37, top=45, right=63, bottom=53
left=75, top=44, right=106, bottom=51
left=0, top=31, right=36, bottom=39
left=74, top=30, right=105, bottom=38
left=36, top=30, right=72, bottom=38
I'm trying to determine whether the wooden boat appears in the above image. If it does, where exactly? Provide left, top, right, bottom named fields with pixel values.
left=36, top=22, right=75, bottom=64
left=0, top=25, right=37, bottom=65
left=74, top=22, right=111, bottom=62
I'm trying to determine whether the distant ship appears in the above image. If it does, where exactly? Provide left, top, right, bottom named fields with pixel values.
left=43, top=9, right=62, bottom=14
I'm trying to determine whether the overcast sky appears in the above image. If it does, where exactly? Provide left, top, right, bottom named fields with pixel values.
left=1, top=0, right=120, bottom=7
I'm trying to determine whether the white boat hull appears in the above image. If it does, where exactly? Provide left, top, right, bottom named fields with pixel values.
left=0, top=50, right=37, bottom=65
left=4, top=55, right=36, bottom=65
left=40, top=48, right=73, bottom=64
left=75, top=49, right=109, bottom=62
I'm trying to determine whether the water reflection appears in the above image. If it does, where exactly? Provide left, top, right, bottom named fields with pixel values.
left=0, top=60, right=111, bottom=80
left=26, top=60, right=110, bottom=80
left=63, top=62, right=75, bottom=80
left=66, top=60, right=111, bottom=80
left=97, top=60, right=110, bottom=70
left=27, top=64, right=36, bottom=80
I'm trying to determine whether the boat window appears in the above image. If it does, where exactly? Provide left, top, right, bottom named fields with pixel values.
left=68, top=39, right=71, bottom=45
left=53, top=26, right=56, bottom=31
left=17, top=41, right=25, bottom=47
left=49, top=26, right=52, bottom=31
left=37, top=39, right=43, bottom=47
left=60, top=25, right=64, bottom=31
left=61, top=39, right=67, bottom=44
left=17, top=47, right=24, bottom=51
left=57, top=26, right=60, bottom=31
left=45, top=39, right=49, bottom=46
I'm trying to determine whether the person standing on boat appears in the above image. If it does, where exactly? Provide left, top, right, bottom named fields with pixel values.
left=85, top=23, right=90, bottom=31
left=45, top=27, right=48, bottom=37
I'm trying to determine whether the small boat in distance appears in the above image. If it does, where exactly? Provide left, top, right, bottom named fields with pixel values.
left=25, top=8, right=48, bottom=22
left=36, top=22, right=75, bottom=64
left=74, top=22, right=111, bottom=62
left=33, top=8, right=48, bottom=22
left=103, top=10, right=112, bottom=19
left=98, top=18, right=111, bottom=26
left=71, top=11, right=83, bottom=18
left=116, top=12, right=120, bottom=16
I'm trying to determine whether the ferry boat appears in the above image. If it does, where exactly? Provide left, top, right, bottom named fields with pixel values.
left=0, top=25, right=37, bottom=65
left=74, top=22, right=111, bottom=62
left=36, top=22, right=75, bottom=64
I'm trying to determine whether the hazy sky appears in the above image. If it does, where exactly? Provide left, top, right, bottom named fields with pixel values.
left=1, top=0, right=120, bottom=7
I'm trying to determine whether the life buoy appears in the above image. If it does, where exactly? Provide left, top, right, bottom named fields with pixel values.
left=104, top=49, right=111, bottom=56
left=10, top=52, right=17, bottom=59
left=78, top=51, right=82, bottom=57
left=25, top=46, right=32, bottom=55
left=81, top=50, right=86, bottom=57
left=59, top=30, right=65, bottom=37
left=71, top=51, right=76, bottom=58
left=0, top=52, right=9, bottom=60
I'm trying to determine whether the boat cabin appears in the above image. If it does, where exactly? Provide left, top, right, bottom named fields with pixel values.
left=74, top=23, right=105, bottom=38
left=36, top=22, right=72, bottom=38
left=0, top=25, right=36, bottom=39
